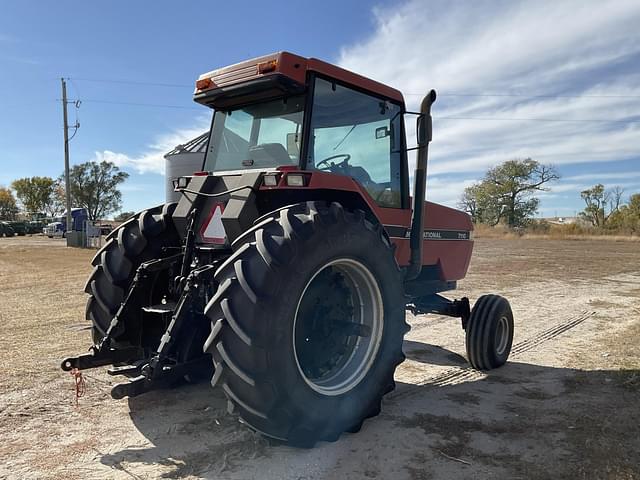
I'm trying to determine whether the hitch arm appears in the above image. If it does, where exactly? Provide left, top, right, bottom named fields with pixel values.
left=108, top=263, right=217, bottom=399
left=110, top=355, right=212, bottom=399
left=150, top=263, right=216, bottom=367
left=61, top=253, right=182, bottom=372
left=96, top=253, right=182, bottom=351
left=61, top=346, right=143, bottom=371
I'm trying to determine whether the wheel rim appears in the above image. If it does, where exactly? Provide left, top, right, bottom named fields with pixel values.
left=293, top=258, right=384, bottom=396
left=495, top=315, right=510, bottom=355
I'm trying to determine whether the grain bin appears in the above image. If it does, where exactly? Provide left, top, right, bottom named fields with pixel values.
left=164, top=132, right=208, bottom=202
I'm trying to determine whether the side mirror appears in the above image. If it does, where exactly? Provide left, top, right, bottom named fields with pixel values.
left=375, top=126, right=390, bottom=139
left=417, top=89, right=436, bottom=146
left=286, top=132, right=300, bottom=157
left=416, top=115, right=431, bottom=145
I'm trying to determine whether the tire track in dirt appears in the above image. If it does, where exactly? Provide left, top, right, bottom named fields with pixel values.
left=390, top=310, right=595, bottom=402
left=510, top=311, right=595, bottom=356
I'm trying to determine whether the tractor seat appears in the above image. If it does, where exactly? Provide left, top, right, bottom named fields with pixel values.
left=346, top=165, right=373, bottom=186
left=345, top=166, right=385, bottom=201
left=248, top=143, right=295, bottom=167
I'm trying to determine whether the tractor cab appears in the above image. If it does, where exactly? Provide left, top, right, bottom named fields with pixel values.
left=194, top=52, right=408, bottom=210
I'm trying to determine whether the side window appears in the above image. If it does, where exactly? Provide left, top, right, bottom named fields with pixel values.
left=257, top=116, right=302, bottom=161
left=309, top=78, right=403, bottom=208
left=205, top=95, right=305, bottom=172
left=208, top=110, right=252, bottom=171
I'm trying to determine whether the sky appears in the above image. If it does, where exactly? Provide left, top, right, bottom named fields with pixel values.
left=1, top=0, right=639, bottom=217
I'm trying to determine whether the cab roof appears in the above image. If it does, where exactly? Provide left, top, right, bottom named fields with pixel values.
left=194, top=51, right=404, bottom=105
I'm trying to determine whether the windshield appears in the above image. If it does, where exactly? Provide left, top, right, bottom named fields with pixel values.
left=204, top=95, right=305, bottom=172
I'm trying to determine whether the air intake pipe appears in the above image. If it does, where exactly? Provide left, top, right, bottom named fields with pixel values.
left=405, top=89, right=436, bottom=281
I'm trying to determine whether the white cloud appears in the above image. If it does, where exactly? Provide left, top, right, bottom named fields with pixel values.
left=90, top=117, right=210, bottom=175
left=338, top=0, right=640, bottom=206
left=424, top=175, right=477, bottom=205
left=564, top=171, right=640, bottom=182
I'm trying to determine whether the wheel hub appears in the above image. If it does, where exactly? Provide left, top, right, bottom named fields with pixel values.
left=495, top=315, right=510, bottom=356
left=293, top=258, right=383, bottom=396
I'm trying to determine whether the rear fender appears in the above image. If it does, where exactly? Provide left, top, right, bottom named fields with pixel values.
left=172, top=172, right=262, bottom=245
left=175, top=170, right=472, bottom=283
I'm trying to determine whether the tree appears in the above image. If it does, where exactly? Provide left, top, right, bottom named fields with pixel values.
left=0, top=187, right=19, bottom=220
left=579, top=184, right=623, bottom=227
left=65, top=161, right=129, bottom=221
left=459, top=183, right=500, bottom=225
left=11, top=176, right=56, bottom=215
left=47, top=180, right=67, bottom=217
left=459, top=158, right=559, bottom=228
left=458, top=185, right=480, bottom=223
left=114, top=211, right=136, bottom=222
left=629, top=193, right=640, bottom=216
left=607, top=192, right=640, bottom=233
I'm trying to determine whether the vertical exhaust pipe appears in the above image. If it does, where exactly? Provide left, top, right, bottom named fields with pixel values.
left=405, top=89, right=436, bottom=281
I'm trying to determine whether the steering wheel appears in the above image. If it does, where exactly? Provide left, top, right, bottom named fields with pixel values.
left=315, top=154, right=351, bottom=171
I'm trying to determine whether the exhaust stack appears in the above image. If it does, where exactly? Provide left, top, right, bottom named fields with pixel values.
left=405, top=89, right=436, bottom=281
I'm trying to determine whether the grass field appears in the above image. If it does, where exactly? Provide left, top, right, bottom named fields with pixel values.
left=0, top=235, right=638, bottom=479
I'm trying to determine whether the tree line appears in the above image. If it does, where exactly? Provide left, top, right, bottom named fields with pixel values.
left=579, top=184, right=640, bottom=232
left=458, top=158, right=639, bottom=234
left=0, top=160, right=128, bottom=221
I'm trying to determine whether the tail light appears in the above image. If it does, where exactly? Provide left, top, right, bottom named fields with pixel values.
left=196, top=78, right=213, bottom=90
left=173, top=177, right=190, bottom=190
left=286, top=174, right=305, bottom=187
left=263, top=174, right=280, bottom=186
left=258, top=60, right=278, bottom=74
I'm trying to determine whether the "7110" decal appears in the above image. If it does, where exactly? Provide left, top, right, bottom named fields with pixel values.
left=402, top=229, right=470, bottom=240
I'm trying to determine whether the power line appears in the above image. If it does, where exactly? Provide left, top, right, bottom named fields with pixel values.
left=72, top=77, right=192, bottom=88
left=79, top=99, right=639, bottom=122
left=71, top=78, right=640, bottom=99
left=69, top=79, right=640, bottom=121
left=406, top=92, right=640, bottom=99
left=438, top=116, right=640, bottom=124
left=81, top=99, right=201, bottom=110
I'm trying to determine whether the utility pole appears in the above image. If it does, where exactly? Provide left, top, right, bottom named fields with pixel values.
left=61, top=78, right=72, bottom=240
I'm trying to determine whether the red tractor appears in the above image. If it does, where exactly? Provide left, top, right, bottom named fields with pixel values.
left=62, top=52, right=514, bottom=446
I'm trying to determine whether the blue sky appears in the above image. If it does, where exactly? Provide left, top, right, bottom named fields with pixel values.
left=1, top=0, right=639, bottom=217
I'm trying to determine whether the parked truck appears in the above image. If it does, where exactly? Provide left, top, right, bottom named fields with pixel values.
left=44, top=208, right=89, bottom=238
left=5, top=221, right=27, bottom=236
left=0, top=222, right=15, bottom=237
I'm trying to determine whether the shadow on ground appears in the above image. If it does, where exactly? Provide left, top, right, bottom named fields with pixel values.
left=98, top=341, right=640, bottom=480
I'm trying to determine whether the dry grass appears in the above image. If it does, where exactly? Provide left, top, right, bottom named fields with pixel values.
left=474, top=223, right=640, bottom=241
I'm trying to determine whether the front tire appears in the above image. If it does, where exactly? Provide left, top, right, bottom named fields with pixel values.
left=204, top=201, right=407, bottom=446
left=465, top=294, right=514, bottom=370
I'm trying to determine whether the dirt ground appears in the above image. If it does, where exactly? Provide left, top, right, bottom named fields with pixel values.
left=0, top=235, right=638, bottom=480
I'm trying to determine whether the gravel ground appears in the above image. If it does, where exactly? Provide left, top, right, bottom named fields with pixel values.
left=0, top=235, right=638, bottom=479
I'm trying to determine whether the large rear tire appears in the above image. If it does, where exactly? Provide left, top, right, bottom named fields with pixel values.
left=84, top=204, right=180, bottom=346
left=204, top=201, right=408, bottom=446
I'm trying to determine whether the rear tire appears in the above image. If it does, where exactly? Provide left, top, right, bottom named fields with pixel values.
left=84, top=203, right=180, bottom=346
left=465, top=294, right=514, bottom=370
left=204, top=201, right=407, bottom=446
